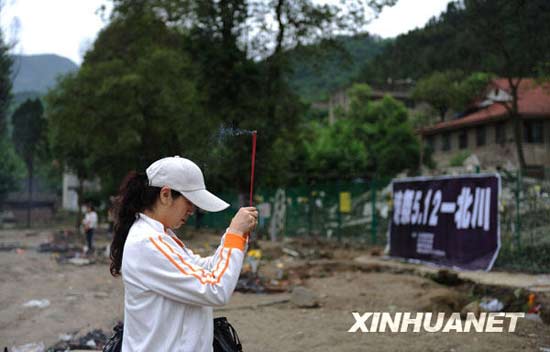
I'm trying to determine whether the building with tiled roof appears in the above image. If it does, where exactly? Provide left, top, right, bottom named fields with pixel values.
left=420, top=79, right=550, bottom=171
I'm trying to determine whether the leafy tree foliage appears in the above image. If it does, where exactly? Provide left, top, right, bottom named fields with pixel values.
left=46, top=0, right=399, bottom=202
left=12, top=98, right=46, bottom=227
left=0, top=15, right=25, bottom=203
left=0, top=137, right=25, bottom=202
left=304, top=119, right=369, bottom=178
left=0, top=28, right=11, bottom=136
left=452, top=72, right=493, bottom=111
left=412, top=71, right=493, bottom=121
left=47, top=13, right=205, bottom=198
left=411, top=70, right=463, bottom=121
left=462, top=0, right=550, bottom=168
left=105, top=0, right=395, bottom=191
left=304, top=84, right=420, bottom=179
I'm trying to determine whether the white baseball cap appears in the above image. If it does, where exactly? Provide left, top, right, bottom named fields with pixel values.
left=146, top=156, right=230, bottom=212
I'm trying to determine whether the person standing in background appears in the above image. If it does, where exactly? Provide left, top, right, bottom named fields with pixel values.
left=83, top=203, right=98, bottom=254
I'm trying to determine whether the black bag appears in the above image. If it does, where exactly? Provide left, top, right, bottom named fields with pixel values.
left=213, top=317, right=243, bottom=352
left=102, top=318, right=242, bottom=352
left=103, top=322, right=123, bottom=352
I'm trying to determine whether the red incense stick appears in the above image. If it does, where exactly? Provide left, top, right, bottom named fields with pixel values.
left=249, top=131, right=257, bottom=206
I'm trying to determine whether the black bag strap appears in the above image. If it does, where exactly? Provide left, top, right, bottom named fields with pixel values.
left=213, top=317, right=243, bottom=352
left=103, top=322, right=123, bottom=352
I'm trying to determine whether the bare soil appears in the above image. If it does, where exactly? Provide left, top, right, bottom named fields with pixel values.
left=1, top=227, right=549, bottom=351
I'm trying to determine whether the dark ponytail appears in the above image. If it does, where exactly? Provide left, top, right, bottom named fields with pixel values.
left=109, top=171, right=180, bottom=276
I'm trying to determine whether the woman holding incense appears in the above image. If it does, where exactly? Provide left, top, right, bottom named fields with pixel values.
left=109, top=156, right=257, bottom=351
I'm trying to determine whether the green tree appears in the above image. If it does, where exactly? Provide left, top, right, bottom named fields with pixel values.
left=463, top=0, right=550, bottom=168
left=46, top=72, right=95, bottom=228
left=304, top=84, right=421, bottom=179
left=0, top=13, right=25, bottom=204
left=0, top=26, right=11, bottom=136
left=360, top=95, right=421, bottom=177
left=108, top=0, right=398, bottom=191
left=46, top=12, right=204, bottom=216
left=254, top=0, right=397, bottom=185
left=12, top=99, right=46, bottom=227
left=412, top=71, right=493, bottom=121
left=304, top=119, right=369, bottom=179
left=0, top=138, right=26, bottom=202
left=452, top=72, right=493, bottom=111
left=411, top=70, right=463, bottom=121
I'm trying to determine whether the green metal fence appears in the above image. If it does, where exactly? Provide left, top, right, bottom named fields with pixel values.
left=495, top=169, right=550, bottom=273
left=193, top=178, right=392, bottom=245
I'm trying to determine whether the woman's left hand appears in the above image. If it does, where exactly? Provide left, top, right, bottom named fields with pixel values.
left=228, top=207, right=258, bottom=235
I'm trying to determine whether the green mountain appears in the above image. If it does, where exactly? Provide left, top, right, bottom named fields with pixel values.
left=10, top=54, right=78, bottom=94
left=285, top=34, right=389, bottom=103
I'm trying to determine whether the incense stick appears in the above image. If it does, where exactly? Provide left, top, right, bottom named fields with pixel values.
left=249, top=131, right=257, bottom=206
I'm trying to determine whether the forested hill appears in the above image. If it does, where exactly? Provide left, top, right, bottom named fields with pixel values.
left=10, top=54, right=78, bottom=94
left=358, top=0, right=550, bottom=84
left=285, top=34, right=389, bottom=102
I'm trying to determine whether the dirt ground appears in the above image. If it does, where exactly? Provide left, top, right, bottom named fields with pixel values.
left=1, top=227, right=549, bottom=351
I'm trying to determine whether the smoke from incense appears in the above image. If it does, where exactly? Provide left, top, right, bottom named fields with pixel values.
left=215, top=125, right=256, bottom=143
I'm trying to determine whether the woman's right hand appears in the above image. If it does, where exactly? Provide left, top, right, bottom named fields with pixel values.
left=228, top=207, right=258, bottom=236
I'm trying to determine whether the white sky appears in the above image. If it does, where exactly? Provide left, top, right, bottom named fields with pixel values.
left=0, top=0, right=452, bottom=65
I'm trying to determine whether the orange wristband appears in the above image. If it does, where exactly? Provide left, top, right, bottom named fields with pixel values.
left=224, top=233, right=247, bottom=250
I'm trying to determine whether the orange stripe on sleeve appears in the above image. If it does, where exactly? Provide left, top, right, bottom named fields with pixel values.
left=152, top=236, right=235, bottom=286
left=157, top=236, right=214, bottom=281
left=150, top=237, right=216, bottom=285
left=149, top=238, right=192, bottom=278
left=215, top=248, right=232, bottom=284
left=224, top=234, right=246, bottom=250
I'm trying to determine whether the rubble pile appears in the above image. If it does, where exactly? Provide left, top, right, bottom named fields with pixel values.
left=47, top=328, right=112, bottom=351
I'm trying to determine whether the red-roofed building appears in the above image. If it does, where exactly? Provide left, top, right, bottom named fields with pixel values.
left=420, top=79, right=550, bottom=170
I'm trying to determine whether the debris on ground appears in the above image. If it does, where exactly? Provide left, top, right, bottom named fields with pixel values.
left=48, top=328, right=110, bottom=351
left=22, top=299, right=50, bottom=309
left=282, top=247, right=300, bottom=258
left=10, top=342, right=45, bottom=352
left=37, top=230, right=81, bottom=254
left=290, top=286, right=320, bottom=308
left=244, top=249, right=262, bottom=274
left=66, top=258, right=93, bottom=266
left=0, top=242, right=22, bottom=251
left=236, top=272, right=266, bottom=294
left=479, top=297, right=504, bottom=312
left=58, top=333, right=73, bottom=342
left=32, top=229, right=112, bottom=265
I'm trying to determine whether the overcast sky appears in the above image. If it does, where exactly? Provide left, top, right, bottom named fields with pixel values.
left=1, top=0, right=452, bottom=65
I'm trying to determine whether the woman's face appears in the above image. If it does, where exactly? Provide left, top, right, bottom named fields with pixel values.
left=156, top=187, right=196, bottom=230
left=166, top=195, right=195, bottom=230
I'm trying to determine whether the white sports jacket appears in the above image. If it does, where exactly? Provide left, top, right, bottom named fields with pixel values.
left=121, top=213, right=246, bottom=352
